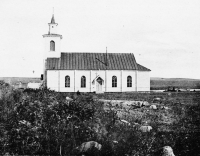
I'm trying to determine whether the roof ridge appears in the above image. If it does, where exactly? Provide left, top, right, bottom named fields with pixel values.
left=60, top=52, right=133, bottom=54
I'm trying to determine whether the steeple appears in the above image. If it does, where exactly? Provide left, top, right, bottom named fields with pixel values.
left=43, top=13, right=62, bottom=59
left=48, top=14, right=58, bottom=34
left=51, top=14, right=56, bottom=24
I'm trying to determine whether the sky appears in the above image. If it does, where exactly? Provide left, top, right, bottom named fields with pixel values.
left=0, top=0, right=200, bottom=79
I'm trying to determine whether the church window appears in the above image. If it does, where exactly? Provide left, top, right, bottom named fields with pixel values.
left=50, top=40, right=55, bottom=51
left=65, top=76, right=70, bottom=87
left=81, top=76, right=86, bottom=88
left=127, top=76, right=132, bottom=87
left=112, top=76, right=117, bottom=87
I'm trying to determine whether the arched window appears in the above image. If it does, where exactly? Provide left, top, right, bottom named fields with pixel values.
left=112, top=76, right=117, bottom=87
left=127, top=76, right=132, bottom=87
left=50, top=40, right=55, bottom=51
left=65, top=76, right=70, bottom=87
left=81, top=76, right=86, bottom=88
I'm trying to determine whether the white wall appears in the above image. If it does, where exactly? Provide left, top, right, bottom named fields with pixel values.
left=59, top=70, right=75, bottom=92
left=49, top=23, right=58, bottom=34
left=27, top=83, right=41, bottom=89
left=44, top=36, right=61, bottom=58
left=137, top=71, right=150, bottom=91
left=74, top=70, right=91, bottom=92
left=47, top=70, right=59, bottom=91
left=47, top=70, right=150, bottom=92
left=106, top=70, right=121, bottom=92
left=122, top=70, right=137, bottom=92
left=47, top=70, right=92, bottom=92
left=58, top=70, right=106, bottom=92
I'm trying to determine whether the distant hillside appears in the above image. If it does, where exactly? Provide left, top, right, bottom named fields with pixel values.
left=151, top=77, right=200, bottom=90
left=0, top=77, right=41, bottom=85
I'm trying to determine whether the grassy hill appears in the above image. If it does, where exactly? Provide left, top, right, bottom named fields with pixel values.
left=151, top=77, right=200, bottom=90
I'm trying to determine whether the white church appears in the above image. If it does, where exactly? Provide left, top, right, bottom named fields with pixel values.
left=43, top=15, right=151, bottom=93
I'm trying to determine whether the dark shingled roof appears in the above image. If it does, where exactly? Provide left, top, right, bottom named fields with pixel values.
left=137, top=63, right=151, bottom=71
left=46, top=58, right=60, bottom=70
left=46, top=52, right=150, bottom=71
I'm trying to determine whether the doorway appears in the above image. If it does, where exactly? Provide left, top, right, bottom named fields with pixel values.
left=96, top=77, right=103, bottom=93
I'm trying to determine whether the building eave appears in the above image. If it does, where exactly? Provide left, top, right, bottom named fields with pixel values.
left=43, top=34, right=62, bottom=39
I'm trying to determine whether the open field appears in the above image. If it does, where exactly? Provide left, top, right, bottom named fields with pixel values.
left=0, top=77, right=41, bottom=85
left=94, top=91, right=200, bottom=105
left=95, top=92, right=200, bottom=130
left=151, top=77, right=200, bottom=90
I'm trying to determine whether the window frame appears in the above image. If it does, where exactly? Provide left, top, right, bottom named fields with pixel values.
left=50, top=40, right=55, bottom=51
left=112, top=76, right=117, bottom=87
left=81, top=76, right=86, bottom=88
left=127, top=76, right=132, bottom=87
left=65, top=76, right=70, bottom=88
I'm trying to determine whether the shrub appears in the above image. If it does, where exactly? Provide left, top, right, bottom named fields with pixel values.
left=0, top=89, right=100, bottom=155
left=0, top=89, right=200, bottom=155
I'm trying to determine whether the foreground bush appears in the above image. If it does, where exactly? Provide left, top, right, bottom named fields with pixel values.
left=0, top=89, right=98, bottom=155
left=0, top=89, right=200, bottom=155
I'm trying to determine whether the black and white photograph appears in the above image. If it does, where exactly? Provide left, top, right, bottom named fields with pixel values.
left=0, top=0, right=200, bottom=155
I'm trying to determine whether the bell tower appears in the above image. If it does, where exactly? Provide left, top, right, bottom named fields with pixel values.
left=43, top=14, right=62, bottom=59
left=42, top=14, right=62, bottom=87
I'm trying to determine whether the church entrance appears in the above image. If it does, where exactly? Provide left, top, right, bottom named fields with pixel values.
left=96, top=77, right=103, bottom=93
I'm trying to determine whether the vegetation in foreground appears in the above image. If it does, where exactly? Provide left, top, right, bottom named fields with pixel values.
left=0, top=84, right=200, bottom=155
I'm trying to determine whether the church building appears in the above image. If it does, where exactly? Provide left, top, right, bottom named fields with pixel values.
left=43, top=15, right=151, bottom=93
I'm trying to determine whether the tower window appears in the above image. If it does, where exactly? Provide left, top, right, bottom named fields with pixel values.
left=112, top=76, right=117, bottom=87
left=65, top=76, right=70, bottom=87
left=127, top=76, right=132, bottom=87
left=50, top=40, right=55, bottom=51
left=81, top=76, right=86, bottom=88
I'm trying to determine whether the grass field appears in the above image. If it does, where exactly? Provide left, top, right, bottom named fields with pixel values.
left=151, top=77, right=200, bottom=90
left=94, top=91, right=200, bottom=104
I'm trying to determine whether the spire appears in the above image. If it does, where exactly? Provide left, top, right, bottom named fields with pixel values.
left=48, top=11, right=58, bottom=34
left=106, top=47, right=108, bottom=67
left=51, top=14, right=55, bottom=24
